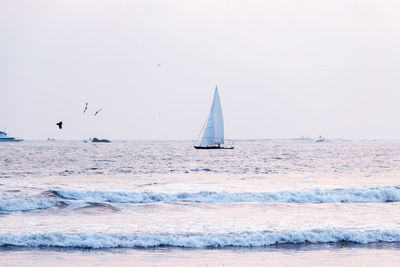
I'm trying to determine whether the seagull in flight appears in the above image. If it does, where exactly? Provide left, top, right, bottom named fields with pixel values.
left=83, top=102, right=88, bottom=113
left=94, top=109, right=102, bottom=116
left=56, top=121, right=63, bottom=129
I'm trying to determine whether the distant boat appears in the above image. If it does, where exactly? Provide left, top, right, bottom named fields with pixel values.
left=316, top=136, right=325, bottom=142
left=0, top=131, right=22, bottom=142
left=91, top=137, right=111, bottom=143
left=194, top=87, right=233, bottom=149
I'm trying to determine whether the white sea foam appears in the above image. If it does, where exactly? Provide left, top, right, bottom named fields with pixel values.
left=1, top=229, right=400, bottom=248
left=51, top=186, right=400, bottom=204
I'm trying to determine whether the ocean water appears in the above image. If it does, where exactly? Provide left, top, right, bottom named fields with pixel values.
left=1, top=140, right=400, bottom=266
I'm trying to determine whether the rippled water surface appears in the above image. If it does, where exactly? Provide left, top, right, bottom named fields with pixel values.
left=1, top=140, right=400, bottom=265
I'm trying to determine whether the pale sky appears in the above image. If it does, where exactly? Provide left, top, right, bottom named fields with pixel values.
left=1, top=0, right=400, bottom=140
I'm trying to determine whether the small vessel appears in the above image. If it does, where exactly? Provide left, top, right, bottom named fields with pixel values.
left=316, top=135, right=325, bottom=142
left=194, top=87, right=233, bottom=149
left=91, top=137, right=111, bottom=143
left=0, top=131, right=23, bottom=142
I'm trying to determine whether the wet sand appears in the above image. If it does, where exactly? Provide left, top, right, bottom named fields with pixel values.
left=1, top=243, right=400, bottom=266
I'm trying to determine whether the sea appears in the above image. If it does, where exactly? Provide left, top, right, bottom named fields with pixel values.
left=1, top=139, right=400, bottom=266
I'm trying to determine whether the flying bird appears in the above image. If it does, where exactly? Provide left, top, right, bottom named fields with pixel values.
left=56, top=121, right=63, bottom=129
left=83, top=102, right=88, bottom=113
left=94, top=109, right=102, bottom=116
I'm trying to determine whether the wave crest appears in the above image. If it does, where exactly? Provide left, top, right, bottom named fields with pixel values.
left=1, top=229, right=400, bottom=248
left=0, top=195, right=59, bottom=212
left=51, top=186, right=400, bottom=204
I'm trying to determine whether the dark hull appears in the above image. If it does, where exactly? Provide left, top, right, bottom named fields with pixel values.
left=194, top=146, right=234, bottom=150
left=92, top=138, right=111, bottom=143
left=0, top=138, right=23, bottom=142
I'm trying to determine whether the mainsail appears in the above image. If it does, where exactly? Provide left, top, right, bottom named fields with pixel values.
left=199, top=87, right=224, bottom=147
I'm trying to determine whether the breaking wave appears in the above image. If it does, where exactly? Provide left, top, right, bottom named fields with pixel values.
left=1, top=229, right=400, bottom=248
left=50, top=186, right=400, bottom=204
left=0, top=196, right=59, bottom=212
left=4, top=185, right=400, bottom=212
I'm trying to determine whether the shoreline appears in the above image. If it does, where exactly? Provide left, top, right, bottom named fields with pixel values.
left=1, top=243, right=400, bottom=266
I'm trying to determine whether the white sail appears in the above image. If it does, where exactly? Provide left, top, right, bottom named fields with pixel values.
left=199, top=87, right=224, bottom=147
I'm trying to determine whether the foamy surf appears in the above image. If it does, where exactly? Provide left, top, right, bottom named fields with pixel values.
left=50, top=186, right=400, bottom=204
left=1, top=229, right=400, bottom=248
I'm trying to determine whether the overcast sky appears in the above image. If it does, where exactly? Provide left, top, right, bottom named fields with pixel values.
left=1, top=0, right=400, bottom=140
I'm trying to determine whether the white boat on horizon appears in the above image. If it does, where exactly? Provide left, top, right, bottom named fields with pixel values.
left=194, top=87, right=233, bottom=149
left=0, top=131, right=23, bottom=142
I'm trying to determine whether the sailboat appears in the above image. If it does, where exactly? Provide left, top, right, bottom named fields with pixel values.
left=194, top=87, right=234, bottom=149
